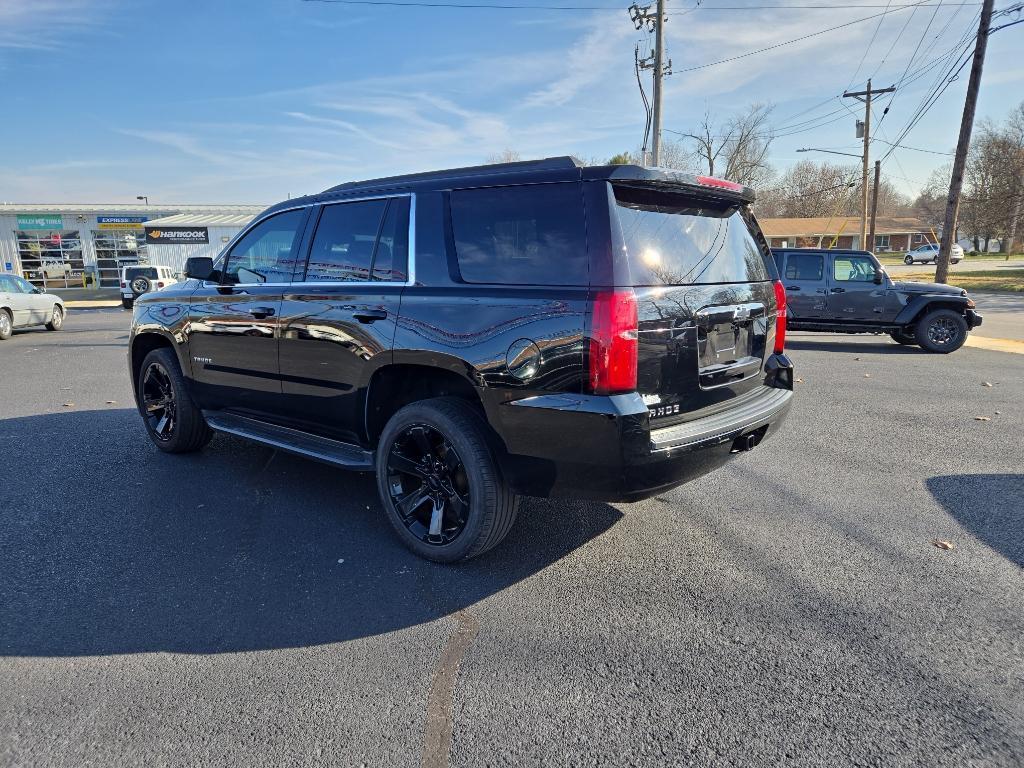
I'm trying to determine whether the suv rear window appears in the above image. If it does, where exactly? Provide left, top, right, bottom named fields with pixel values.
left=613, top=184, right=771, bottom=286
left=124, top=267, right=158, bottom=280
left=450, top=183, right=587, bottom=285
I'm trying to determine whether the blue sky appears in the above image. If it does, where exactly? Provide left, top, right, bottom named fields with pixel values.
left=1, top=0, right=1021, bottom=204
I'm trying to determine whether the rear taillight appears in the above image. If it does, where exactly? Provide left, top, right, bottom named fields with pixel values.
left=773, top=279, right=787, bottom=354
left=157, top=281, right=164, bottom=288
left=120, top=281, right=126, bottom=288
left=589, top=289, right=638, bottom=395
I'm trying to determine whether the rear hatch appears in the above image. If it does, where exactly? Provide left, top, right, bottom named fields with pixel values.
left=608, top=181, right=778, bottom=427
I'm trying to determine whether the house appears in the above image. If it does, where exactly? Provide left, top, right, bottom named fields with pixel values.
left=758, top=215, right=936, bottom=252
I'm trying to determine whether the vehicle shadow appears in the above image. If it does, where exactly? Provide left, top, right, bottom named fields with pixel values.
left=0, top=409, right=623, bottom=657
left=926, top=474, right=1024, bottom=568
left=786, top=337, right=925, bottom=354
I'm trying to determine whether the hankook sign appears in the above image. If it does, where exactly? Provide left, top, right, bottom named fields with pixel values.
left=145, top=226, right=209, bottom=245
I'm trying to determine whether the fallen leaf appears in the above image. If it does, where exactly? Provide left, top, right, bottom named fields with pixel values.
left=995, top=410, right=1001, bottom=415
left=863, top=373, right=872, bottom=378
left=62, top=402, right=74, bottom=408
left=795, top=378, right=804, bottom=383
left=974, top=416, right=991, bottom=421
left=932, top=540, right=955, bottom=551
left=982, top=382, right=993, bottom=387
left=854, top=357, right=861, bottom=361
left=106, top=400, right=117, bottom=405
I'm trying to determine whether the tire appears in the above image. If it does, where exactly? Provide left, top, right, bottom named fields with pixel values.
left=137, top=347, right=212, bottom=452
left=45, top=304, right=63, bottom=331
left=122, top=298, right=134, bottom=309
left=915, top=308, right=968, bottom=354
left=889, top=329, right=917, bottom=346
left=130, top=276, right=151, bottom=297
left=904, top=255, right=914, bottom=265
left=0, top=309, right=11, bottom=341
left=376, top=397, right=521, bottom=563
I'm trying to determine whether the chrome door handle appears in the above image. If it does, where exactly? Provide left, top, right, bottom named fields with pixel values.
left=785, top=285, right=801, bottom=291
left=249, top=306, right=276, bottom=319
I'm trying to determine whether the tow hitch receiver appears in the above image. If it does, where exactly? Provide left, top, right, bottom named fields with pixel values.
left=731, top=425, right=768, bottom=453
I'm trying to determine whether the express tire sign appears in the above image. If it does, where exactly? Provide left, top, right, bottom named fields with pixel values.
left=145, top=226, right=209, bottom=245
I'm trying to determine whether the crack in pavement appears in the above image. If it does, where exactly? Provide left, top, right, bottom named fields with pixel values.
left=421, top=610, right=480, bottom=768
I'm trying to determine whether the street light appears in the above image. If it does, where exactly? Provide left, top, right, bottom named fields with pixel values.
left=136, top=195, right=149, bottom=205
left=796, top=148, right=864, bottom=160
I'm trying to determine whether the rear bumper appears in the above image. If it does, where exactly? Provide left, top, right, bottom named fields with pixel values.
left=491, top=354, right=795, bottom=502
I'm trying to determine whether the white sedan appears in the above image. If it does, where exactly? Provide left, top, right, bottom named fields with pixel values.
left=904, top=243, right=964, bottom=265
left=0, top=273, right=66, bottom=340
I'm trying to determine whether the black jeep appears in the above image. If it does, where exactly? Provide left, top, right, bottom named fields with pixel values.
left=772, top=248, right=982, bottom=353
left=128, top=157, right=794, bottom=561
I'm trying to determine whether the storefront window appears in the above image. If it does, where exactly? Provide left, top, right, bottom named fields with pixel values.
left=16, top=230, right=85, bottom=289
left=93, top=230, right=147, bottom=287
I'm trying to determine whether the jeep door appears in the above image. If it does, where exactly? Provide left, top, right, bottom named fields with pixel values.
left=778, top=251, right=829, bottom=321
left=827, top=252, right=900, bottom=323
left=277, top=196, right=409, bottom=443
left=187, top=207, right=310, bottom=416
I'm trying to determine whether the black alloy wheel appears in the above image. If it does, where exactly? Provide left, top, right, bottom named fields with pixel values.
left=142, top=361, right=177, bottom=441
left=386, top=424, right=471, bottom=546
left=916, top=308, right=968, bottom=353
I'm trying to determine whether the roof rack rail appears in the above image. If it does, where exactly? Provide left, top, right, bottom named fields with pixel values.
left=323, top=156, right=581, bottom=193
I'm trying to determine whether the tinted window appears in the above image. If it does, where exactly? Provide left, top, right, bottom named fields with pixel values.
left=614, top=185, right=770, bottom=286
left=224, top=209, right=305, bottom=285
left=306, top=200, right=387, bottom=282
left=833, top=255, right=876, bottom=282
left=784, top=253, right=824, bottom=281
left=450, top=183, right=587, bottom=285
left=125, top=267, right=158, bottom=280
left=373, top=198, right=410, bottom=281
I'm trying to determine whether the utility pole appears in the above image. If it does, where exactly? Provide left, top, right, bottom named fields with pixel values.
left=844, top=80, right=895, bottom=250
left=651, top=0, right=666, bottom=165
left=630, top=2, right=672, bottom=166
left=868, top=160, right=881, bottom=254
left=936, top=0, right=996, bottom=283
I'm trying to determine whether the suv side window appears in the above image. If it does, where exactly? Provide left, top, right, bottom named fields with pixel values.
left=449, top=183, right=588, bottom=286
left=783, top=252, right=823, bottom=281
left=222, top=208, right=306, bottom=285
left=833, top=255, right=876, bottom=282
left=304, top=198, right=409, bottom=283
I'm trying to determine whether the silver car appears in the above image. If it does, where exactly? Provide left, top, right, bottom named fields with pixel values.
left=904, top=243, right=963, bottom=264
left=0, top=274, right=66, bottom=340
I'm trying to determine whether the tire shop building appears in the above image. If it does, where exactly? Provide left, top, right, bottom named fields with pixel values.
left=141, top=211, right=258, bottom=274
left=0, top=204, right=264, bottom=290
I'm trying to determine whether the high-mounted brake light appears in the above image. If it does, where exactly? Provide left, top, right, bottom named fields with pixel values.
left=589, top=289, right=638, bottom=395
left=773, top=280, right=787, bottom=354
left=696, top=175, right=744, bottom=193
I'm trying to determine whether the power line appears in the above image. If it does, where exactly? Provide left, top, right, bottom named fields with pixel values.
left=300, top=0, right=981, bottom=10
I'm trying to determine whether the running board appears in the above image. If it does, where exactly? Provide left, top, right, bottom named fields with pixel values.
left=203, top=411, right=375, bottom=471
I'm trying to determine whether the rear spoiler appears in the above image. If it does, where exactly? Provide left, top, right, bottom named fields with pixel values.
left=582, top=164, right=756, bottom=204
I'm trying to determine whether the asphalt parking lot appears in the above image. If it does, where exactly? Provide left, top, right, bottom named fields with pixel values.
left=1, top=309, right=1022, bottom=767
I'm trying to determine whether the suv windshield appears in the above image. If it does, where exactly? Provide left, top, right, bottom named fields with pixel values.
left=125, top=267, right=158, bottom=280
left=613, top=184, right=771, bottom=286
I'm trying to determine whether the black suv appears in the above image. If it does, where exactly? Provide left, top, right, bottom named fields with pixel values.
left=128, top=158, right=794, bottom=561
left=772, top=248, right=982, bottom=353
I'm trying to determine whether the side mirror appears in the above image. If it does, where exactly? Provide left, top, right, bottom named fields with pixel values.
left=873, top=270, right=884, bottom=285
left=184, top=256, right=214, bottom=281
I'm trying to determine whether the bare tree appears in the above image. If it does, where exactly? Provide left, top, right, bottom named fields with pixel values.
left=680, top=103, right=776, bottom=187
left=485, top=149, right=522, bottom=164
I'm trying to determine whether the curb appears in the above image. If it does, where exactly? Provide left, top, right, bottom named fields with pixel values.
left=65, top=302, right=123, bottom=310
left=965, top=336, right=1024, bottom=355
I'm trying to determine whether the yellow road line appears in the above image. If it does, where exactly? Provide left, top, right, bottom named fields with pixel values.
left=965, top=335, right=1024, bottom=354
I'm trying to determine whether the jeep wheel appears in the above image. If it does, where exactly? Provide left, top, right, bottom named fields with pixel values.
left=376, top=397, right=521, bottom=562
left=904, top=255, right=914, bottom=265
left=916, top=308, right=968, bottom=353
left=889, top=329, right=916, bottom=346
left=131, top=276, right=152, bottom=296
left=137, top=347, right=212, bottom=452
left=0, top=310, right=11, bottom=341
left=45, top=305, right=63, bottom=331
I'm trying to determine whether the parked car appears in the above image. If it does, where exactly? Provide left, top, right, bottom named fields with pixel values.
left=120, top=265, right=179, bottom=308
left=772, top=248, right=982, bottom=352
left=127, top=157, right=794, bottom=561
left=24, top=259, right=72, bottom=281
left=0, top=273, right=65, bottom=340
left=904, top=242, right=963, bottom=264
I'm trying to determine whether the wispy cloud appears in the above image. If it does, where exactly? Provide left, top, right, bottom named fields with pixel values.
left=0, top=0, right=111, bottom=51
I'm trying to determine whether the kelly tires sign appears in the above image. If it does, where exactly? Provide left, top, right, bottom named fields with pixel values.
left=145, top=226, right=209, bottom=245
